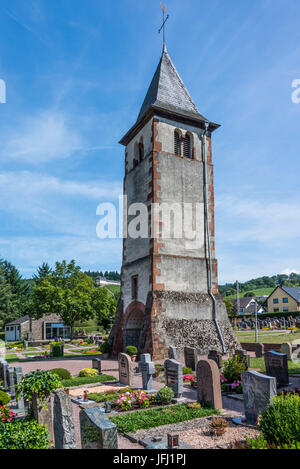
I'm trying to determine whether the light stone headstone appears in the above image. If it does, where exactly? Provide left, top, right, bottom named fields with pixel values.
left=196, top=358, right=222, bottom=410
left=0, top=360, right=8, bottom=390
left=92, top=358, right=102, bottom=375
left=53, top=390, right=76, bottom=449
left=164, top=359, right=183, bottom=398
left=80, top=407, right=118, bottom=449
left=15, top=367, right=25, bottom=414
left=264, top=351, right=289, bottom=386
left=184, top=347, right=197, bottom=371
left=281, top=343, right=292, bottom=361
left=168, top=346, right=178, bottom=361
left=118, top=353, right=134, bottom=386
left=8, top=367, right=16, bottom=399
left=139, top=354, right=155, bottom=392
left=241, top=370, right=277, bottom=425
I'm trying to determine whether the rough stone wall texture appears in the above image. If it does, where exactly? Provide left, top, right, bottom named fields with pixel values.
left=30, top=314, right=62, bottom=340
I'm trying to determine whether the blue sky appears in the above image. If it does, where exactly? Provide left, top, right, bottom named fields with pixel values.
left=0, top=0, right=299, bottom=283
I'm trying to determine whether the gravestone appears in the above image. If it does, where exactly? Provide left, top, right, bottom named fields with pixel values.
left=234, top=349, right=250, bottom=370
left=15, top=367, right=25, bottom=414
left=281, top=343, right=292, bottom=361
left=53, top=390, right=76, bottom=449
left=241, top=371, right=276, bottom=425
left=168, top=345, right=178, bottom=361
left=32, top=394, right=54, bottom=442
left=0, top=360, right=8, bottom=390
left=164, top=359, right=183, bottom=399
left=196, top=358, right=222, bottom=410
left=139, top=354, right=155, bottom=392
left=118, top=353, right=133, bottom=386
left=92, top=358, right=102, bottom=375
left=264, top=351, right=289, bottom=386
left=208, top=350, right=222, bottom=370
left=80, top=407, right=118, bottom=449
left=8, top=367, right=16, bottom=399
left=255, top=343, right=264, bottom=358
left=184, top=347, right=197, bottom=371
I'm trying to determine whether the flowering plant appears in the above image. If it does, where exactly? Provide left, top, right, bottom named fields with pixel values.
left=183, top=374, right=195, bottom=383
left=0, top=406, right=16, bottom=423
left=220, top=375, right=228, bottom=384
left=117, top=391, right=135, bottom=411
left=135, top=390, right=150, bottom=408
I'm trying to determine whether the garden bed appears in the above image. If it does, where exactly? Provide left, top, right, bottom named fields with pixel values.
left=61, top=374, right=116, bottom=388
left=109, top=404, right=219, bottom=433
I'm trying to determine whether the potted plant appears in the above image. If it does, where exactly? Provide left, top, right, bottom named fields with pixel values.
left=126, top=345, right=138, bottom=362
left=210, top=416, right=228, bottom=437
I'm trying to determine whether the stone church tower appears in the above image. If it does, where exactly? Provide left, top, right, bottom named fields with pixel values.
left=109, top=45, right=239, bottom=360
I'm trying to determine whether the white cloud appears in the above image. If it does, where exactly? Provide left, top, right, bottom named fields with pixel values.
left=281, top=268, right=299, bottom=276
left=1, top=110, right=83, bottom=163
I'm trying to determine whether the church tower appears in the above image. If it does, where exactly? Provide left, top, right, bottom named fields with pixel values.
left=110, top=45, right=239, bottom=359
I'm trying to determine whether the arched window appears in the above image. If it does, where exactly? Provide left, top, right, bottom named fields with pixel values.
left=174, top=130, right=181, bottom=155
left=183, top=133, right=192, bottom=158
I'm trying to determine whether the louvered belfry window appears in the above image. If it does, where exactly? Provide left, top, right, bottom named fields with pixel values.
left=174, top=131, right=181, bottom=155
left=183, top=134, right=191, bottom=158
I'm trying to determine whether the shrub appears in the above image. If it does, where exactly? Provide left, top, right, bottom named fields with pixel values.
left=50, top=342, right=64, bottom=358
left=117, top=391, right=135, bottom=411
left=183, top=367, right=193, bottom=375
left=78, top=368, right=99, bottom=378
left=0, top=419, right=49, bottom=449
left=126, top=346, right=138, bottom=356
left=259, top=393, right=300, bottom=446
left=16, top=370, right=61, bottom=407
left=155, top=386, right=174, bottom=405
left=0, top=405, right=16, bottom=422
left=223, top=356, right=246, bottom=383
left=50, top=368, right=71, bottom=380
left=100, top=339, right=111, bottom=354
left=0, top=390, right=11, bottom=406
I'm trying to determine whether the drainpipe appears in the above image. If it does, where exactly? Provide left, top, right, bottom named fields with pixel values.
left=202, top=121, right=227, bottom=354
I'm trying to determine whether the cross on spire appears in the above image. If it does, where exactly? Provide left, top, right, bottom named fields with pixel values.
left=158, top=3, right=169, bottom=47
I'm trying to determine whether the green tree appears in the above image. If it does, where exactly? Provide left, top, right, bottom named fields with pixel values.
left=91, top=287, right=117, bottom=329
left=33, top=262, right=52, bottom=284
left=0, top=273, right=18, bottom=329
left=0, top=259, right=30, bottom=315
left=224, top=298, right=233, bottom=314
left=31, top=260, right=95, bottom=339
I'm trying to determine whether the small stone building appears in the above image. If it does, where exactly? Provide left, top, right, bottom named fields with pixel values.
left=5, top=314, right=70, bottom=342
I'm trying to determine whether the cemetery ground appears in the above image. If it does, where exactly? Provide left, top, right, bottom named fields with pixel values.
left=1, top=346, right=299, bottom=450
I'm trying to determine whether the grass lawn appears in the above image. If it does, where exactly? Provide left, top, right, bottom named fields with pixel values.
left=109, top=404, right=219, bottom=433
left=250, top=358, right=300, bottom=375
left=89, top=391, right=120, bottom=403
left=61, top=374, right=116, bottom=387
left=226, top=287, right=274, bottom=299
left=4, top=353, right=18, bottom=361
left=235, top=330, right=300, bottom=344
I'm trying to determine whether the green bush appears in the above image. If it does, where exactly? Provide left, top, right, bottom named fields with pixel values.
left=223, top=356, right=246, bottom=383
left=100, top=339, right=111, bottom=354
left=0, top=391, right=11, bottom=406
left=109, top=404, right=218, bottom=433
left=155, top=386, right=174, bottom=405
left=51, top=342, right=64, bottom=358
left=50, top=368, right=71, bottom=380
left=125, top=346, right=138, bottom=356
left=259, top=393, right=300, bottom=446
left=0, top=419, right=49, bottom=449
left=78, top=368, right=98, bottom=377
left=183, top=367, right=193, bottom=375
left=61, top=374, right=115, bottom=388
left=16, top=370, right=61, bottom=406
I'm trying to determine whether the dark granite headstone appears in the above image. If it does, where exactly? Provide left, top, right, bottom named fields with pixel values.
left=53, top=390, right=76, bottom=449
left=264, top=351, right=289, bottom=386
left=241, top=370, right=277, bottom=425
left=80, top=407, right=118, bottom=449
left=92, top=358, right=102, bottom=375
left=208, top=350, right=222, bottom=369
left=164, top=359, right=183, bottom=398
left=184, top=347, right=197, bottom=371
left=168, top=345, right=178, bottom=361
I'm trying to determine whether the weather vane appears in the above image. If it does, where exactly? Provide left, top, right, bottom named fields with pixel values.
left=158, top=3, right=169, bottom=47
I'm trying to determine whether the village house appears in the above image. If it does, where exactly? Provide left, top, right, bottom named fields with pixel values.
left=266, top=285, right=300, bottom=313
left=230, top=297, right=265, bottom=316
left=4, top=314, right=71, bottom=342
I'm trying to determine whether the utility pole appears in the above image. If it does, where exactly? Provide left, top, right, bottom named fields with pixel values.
left=255, top=300, right=258, bottom=343
left=236, top=280, right=240, bottom=316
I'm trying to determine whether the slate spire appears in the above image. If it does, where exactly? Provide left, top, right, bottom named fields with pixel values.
left=137, top=45, right=205, bottom=121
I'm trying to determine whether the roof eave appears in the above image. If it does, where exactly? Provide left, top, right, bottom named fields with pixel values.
left=119, top=105, right=220, bottom=147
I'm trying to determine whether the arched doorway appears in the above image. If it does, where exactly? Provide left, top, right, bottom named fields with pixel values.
left=124, top=308, right=145, bottom=351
